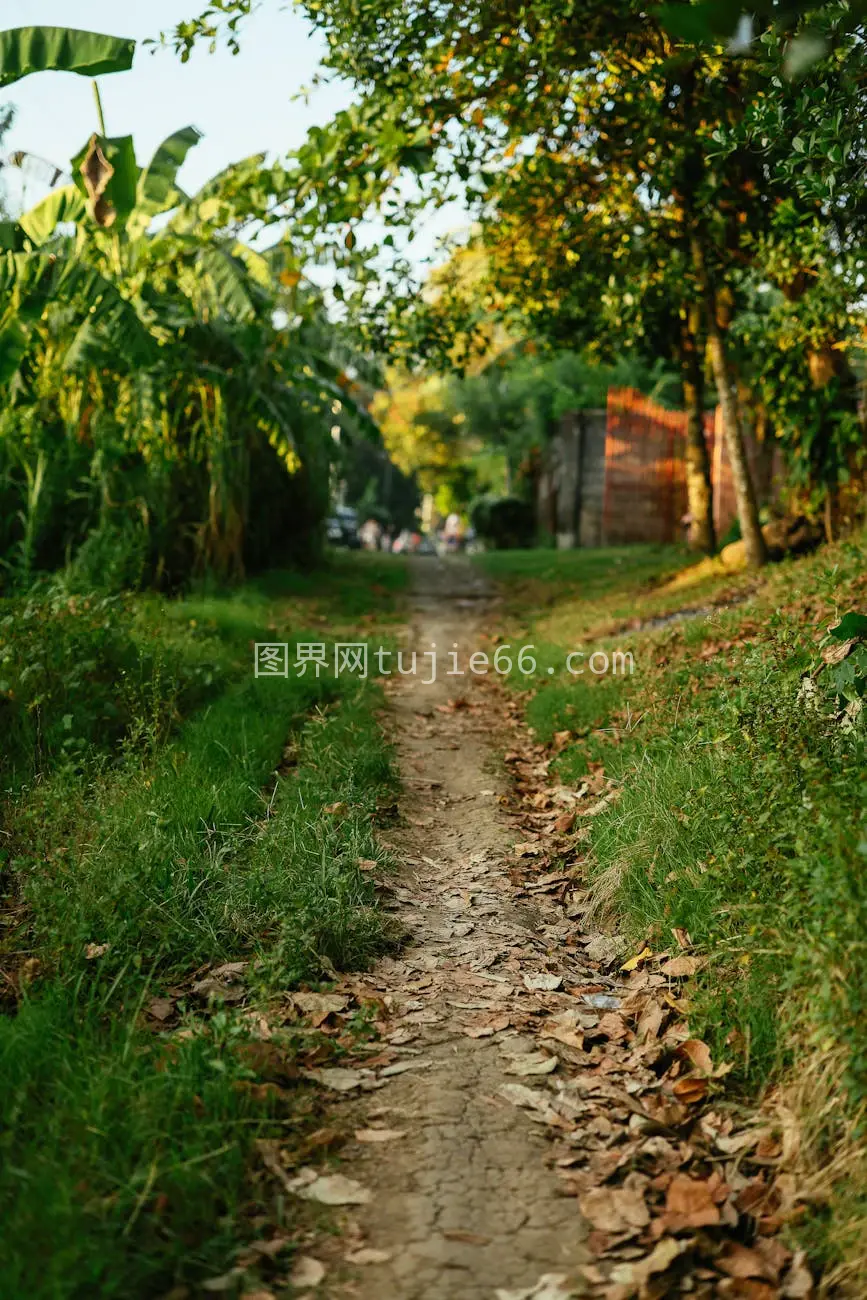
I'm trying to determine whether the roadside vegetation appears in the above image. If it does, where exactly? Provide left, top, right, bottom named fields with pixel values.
left=0, top=553, right=407, bottom=1298
left=480, top=539, right=867, bottom=1288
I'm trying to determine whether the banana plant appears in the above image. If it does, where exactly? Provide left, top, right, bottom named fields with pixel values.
left=0, top=26, right=135, bottom=88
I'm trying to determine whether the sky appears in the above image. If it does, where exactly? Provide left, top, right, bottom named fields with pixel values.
left=2, top=0, right=466, bottom=265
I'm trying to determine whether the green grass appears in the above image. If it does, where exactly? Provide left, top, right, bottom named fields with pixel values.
left=474, top=543, right=754, bottom=644
left=482, top=537, right=867, bottom=1284
left=0, top=554, right=406, bottom=1299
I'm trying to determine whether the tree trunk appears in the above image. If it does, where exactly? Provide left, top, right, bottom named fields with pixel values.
left=679, top=310, right=715, bottom=553
left=691, top=237, right=767, bottom=568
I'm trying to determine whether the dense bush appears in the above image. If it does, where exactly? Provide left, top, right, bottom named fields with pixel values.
left=470, top=494, right=535, bottom=549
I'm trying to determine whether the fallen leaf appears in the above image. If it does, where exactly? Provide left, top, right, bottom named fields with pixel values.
left=621, top=946, right=653, bottom=972
left=443, top=1230, right=492, bottom=1245
left=357, top=858, right=377, bottom=871
left=541, top=1024, right=584, bottom=1051
left=211, top=961, right=247, bottom=980
left=147, top=997, right=175, bottom=1022
left=499, top=1083, right=559, bottom=1120
left=523, top=973, right=563, bottom=992
left=505, top=1052, right=559, bottom=1077
left=495, top=1275, right=576, bottom=1300
left=553, top=812, right=575, bottom=833
left=289, top=1256, right=326, bottom=1288
left=582, top=993, right=621, bottom=1011
left=822, top=637, right=855, bottom=665
left=294, top=1173, right=371, bottom=1206
left=717, top=1282, right=777, bottom=1299
left=659, top=1174, right=720, bottom=1230
left=293, top=992, right=348, bottom=1026
left=594, top=1012, right=629, bottom=1042
left=202, top=1271, right=244, bottom=1293
left=463, top=1011, right=511, bottom=1037
left=355, top=1128, right=407, bottom=1143
left=781, top=1251, right=814, bottom=1298
left=672, top=1076, right=708, bottom=1104
left=718, top=1242, right=777, bottom=1282
left=85, top=942, right=109, bottom=960
left=249, top=1237, right=290, bottom=1260
left=660, top=955, right=698, bottom=977
left=324, top=801, right=348, bottom=816
left=636, top=998, right=665, bottom=1042
left=677, top=1038, right=713, bottom=1075
left=304, top=1067, right=365, bottom=1092
left=579, top=1184, right=650, bottom=1233
left=345, top=1247, right=392, bottom=1265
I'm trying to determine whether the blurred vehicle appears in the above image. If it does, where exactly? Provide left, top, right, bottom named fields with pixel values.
left=326, top=505, right=361, bottom=548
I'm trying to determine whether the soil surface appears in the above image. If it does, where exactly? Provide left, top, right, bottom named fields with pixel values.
left=328, top=557, right=587, bottom=1299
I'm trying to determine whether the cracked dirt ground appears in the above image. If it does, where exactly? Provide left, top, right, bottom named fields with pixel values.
left=328, top=556, right=588, bottom=1300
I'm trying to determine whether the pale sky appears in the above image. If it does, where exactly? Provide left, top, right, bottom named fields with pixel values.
left=2, top=0, right=466, bottom=264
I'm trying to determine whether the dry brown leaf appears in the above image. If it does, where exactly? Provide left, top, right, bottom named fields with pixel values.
left=147, top=997, right=175, bottom=1021
left=677, top=1038, right=713, bottom=1075
left=579, top=1184, right=650, bottom=1233
left=514, top=842, right=543, bottom=858
left=464, top=1011, right=511, bottom=1038
left=718, top=1243, right=778, bottom=1282
left=294, top=1172, right=371, bottom=1206
left=553, top=811, right=576, bottom=833
left=821, top=638, right=855, bottom=665
left=355, top=1128, right=407, bottom=1143
left=443, top=1230, right=492, bottom=1245
left=672, top=1076, right=708, bottom=1104
left=505, top=1052, right=558, bottom=1077
left=523, top=972, right=563, bottom=991
left=304, top=1067, right=365, bottom=1092
left=781, top=1250, right=814, bottom=1298
left=660, top=1174, right=720, bottom=1230
left=345, top=1247, right=392, bottom=1265
left=716, top=1281, right=777, bottom=1299
left=289, top=1255, right=326, bottom=1288
left=293, top=992, right=348, bottom=1026
left=540, top=1024, right=584, bottom=1051
left=249, top=1237, right=290, bottom=1260
left=636, top=998, right=665, bottom=1042
left=608, top=1236, right=690, bottom=1289
left=660, top=955, right=698, bottom=977
left=594, top=1012, right=629, bottom=1042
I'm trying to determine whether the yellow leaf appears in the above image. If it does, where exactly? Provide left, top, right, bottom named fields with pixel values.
left=621, top=945, right=653, bottom=972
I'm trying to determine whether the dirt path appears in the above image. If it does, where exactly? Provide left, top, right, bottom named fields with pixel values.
left=326, top=557, right=587, bottom=1299
left=303, top=556, right=811, bottom=1300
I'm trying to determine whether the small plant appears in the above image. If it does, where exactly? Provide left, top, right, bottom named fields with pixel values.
left=803, top=610, right=867, bottom=733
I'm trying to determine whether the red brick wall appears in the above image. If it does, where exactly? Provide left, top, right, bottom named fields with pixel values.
left=603, top=389, right=770, bottom=545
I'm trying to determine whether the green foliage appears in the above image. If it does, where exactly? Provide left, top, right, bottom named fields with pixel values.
left=0, top=27, right=382, bottom=589
left=0, top=560, right=403, bottom=1296
left=470, top=495, right=535, bottom=549
left=0, top=26, right=134, bottom=88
